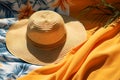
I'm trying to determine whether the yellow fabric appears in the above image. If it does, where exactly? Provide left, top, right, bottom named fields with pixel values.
left=17, top=18, right=120, bottom=80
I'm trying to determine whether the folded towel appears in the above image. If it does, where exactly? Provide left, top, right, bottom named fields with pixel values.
left=17, top=18, right=120, bottom=80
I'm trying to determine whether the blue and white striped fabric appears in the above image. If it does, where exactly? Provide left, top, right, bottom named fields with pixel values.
left=0, top=0, right=69, bottom=18
left=0, top=18, right=41, bottom=80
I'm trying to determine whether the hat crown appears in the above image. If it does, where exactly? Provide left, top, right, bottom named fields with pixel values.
left=29, top=11, right=61, bottom=31
left=27, top=10, right=66, bottom=49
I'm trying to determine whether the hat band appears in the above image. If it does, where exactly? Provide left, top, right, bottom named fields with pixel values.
left=26, top=34, right=66, bottom=50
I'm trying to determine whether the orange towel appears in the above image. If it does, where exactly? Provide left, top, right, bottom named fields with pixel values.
left=17, top=17, right=120, bottom=80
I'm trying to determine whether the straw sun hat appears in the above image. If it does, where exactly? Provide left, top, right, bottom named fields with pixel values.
left=6, top=10, right=87, bottom=65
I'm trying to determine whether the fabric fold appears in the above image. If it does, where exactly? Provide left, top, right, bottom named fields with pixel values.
left=17, top=19, right=120, bottom=80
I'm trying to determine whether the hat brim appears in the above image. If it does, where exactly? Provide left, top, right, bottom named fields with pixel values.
left=6, top=15, right=87, bottom=66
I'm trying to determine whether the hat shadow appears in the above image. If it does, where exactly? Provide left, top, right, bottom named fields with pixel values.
left=26, top=35, right=66, bottom=64
left=62, top=15, right=77, bottom=23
